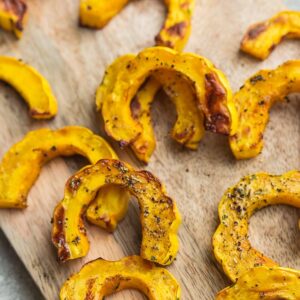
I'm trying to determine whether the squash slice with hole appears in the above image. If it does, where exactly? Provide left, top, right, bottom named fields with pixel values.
left=0, top=0, right=27, bottom=38
left=131, top=71, right=204, bottom=163
left=229, top=60, right=300, bottom=159
left=79, top=0, right=129, bottom=28
left=0, top=126, right=128, bottom=232
left=98, top=47, right=237, bottom=150
left=0, top=56, right=57, bottom=119
left=241, top=11, right=300, bottom=60
left=216, top=266, right=300, bottom=300
left=213, top=170, right=300, bottom=282
left=52, top=159, right=181, bottom=264
left=60, top=256, right=181, bottom=300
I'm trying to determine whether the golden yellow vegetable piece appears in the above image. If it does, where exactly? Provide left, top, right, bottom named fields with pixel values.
left=213, top=170, right=300, bottom=282
left=241, top=11, right=300, bottom=60
left=52, top=159, right=181, bottom=264
left=229, top=60, right=300, bottom=159
left=216, top=266, right=300, bottom=300
left=131, top=71, right=204, bottom=162
left=79, top=0, right=129, bottom=29
left=0, top=126, right=128, bottom=232
left=60, top=256, right=181, bottom=300
left=0, top=0, right=27, bottom=38
left=98, top=47, right=236, bottom=150
left=0, top=56, right=57, bottom=119
left=155, top=0, right=194, bottom=51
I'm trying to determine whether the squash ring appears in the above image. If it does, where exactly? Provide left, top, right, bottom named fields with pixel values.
left=241, top=11, right=300, bottom=60
left=213, top=170, right=300, bottom=282
left=0, top=56, right=58, bottom=119
left=229, top=60, right=300, bottom=159
left=52, top=159, right=181, bottom=265
left=0, top=0, right=27, bottom=38
left=98, top=47, right=236, bottom=151
left=60, top=256, right=181, bottom=300
left=216, top=266, right=300, bottom=300
left=0, top=126, right=128, bottom=232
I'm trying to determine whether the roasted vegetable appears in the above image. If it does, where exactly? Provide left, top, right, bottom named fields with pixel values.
left=230, top=60, right=300, bottom=159
left=0, top=56, right=57, bottom=119
left=60, top=256, right=181, bottom=300
left=0, top=126, right=128, bottom=232
left=213, top=170, right=300, bottom=282
left=155, top=0, right=194, bottom=51
left=52, top=159, right=181, bottom=265
left=131, top=71, right=204, bottom=162
left=216, top=266, right=300, bottom=299
left=241, top=11, right=300, bottom=60
left=98, top=47, right=237, bottom=154
left=79, top=0, right=129, bottom=28
left=0, top=0, right=27, bottom=38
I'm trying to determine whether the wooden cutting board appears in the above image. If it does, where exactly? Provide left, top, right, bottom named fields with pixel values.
left=0, top=0, right=299, bottom=299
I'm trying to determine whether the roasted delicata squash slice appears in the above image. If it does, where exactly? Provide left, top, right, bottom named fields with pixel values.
left=0, top=126, right=128, bottom=232
left=0, top=56, right=57, bottom=119
left=155, top=0, right=194, bottom=51
left=216, top=266, right=300, bottom=300
left=213, top=170, right=300, bottom=282
left=52, top=159, right=181, bottom=264
left=60, top=256, right=181, bottom=300
left=230, top=60, right=300, bottom=159
left=241, top=11, right=300, bottom=60
left=131, top=71, right=204, bottom=162
left=0, top=0, right=28, bottom=38
left=98, top=47, right=236, bottom=150
left=79, top=0, right=129, bottom=28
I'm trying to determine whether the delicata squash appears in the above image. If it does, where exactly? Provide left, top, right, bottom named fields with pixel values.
left=0, top=126, right=128, bottom=232
left=241, top=11, right=300, bottom=60
left=230, top=60, right=300, bottom=159
left=216, top=266, right=300, bottom=300
left=52, top=159, right=181, bottom=265
left=60, top=256, right=180, bottom=300
left=213, top=170, right=300, bottom=282
left=0, top=56, right=57, bottom=119
left=0, top=0, right=27, bottom=38
left=98, top=47, right=237, bottom=156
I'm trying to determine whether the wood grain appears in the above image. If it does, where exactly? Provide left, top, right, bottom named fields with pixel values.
left=0, top=0, right=299, bottom=299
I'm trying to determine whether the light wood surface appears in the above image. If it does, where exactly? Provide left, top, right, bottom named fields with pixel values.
left=0, top=0, right=299, bottom=299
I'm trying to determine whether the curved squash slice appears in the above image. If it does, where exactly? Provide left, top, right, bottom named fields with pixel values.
left=229, top=60, right=300, bottom=159
left=60, top=256, right=181, bottom=300
left=52, top=159, right=181, bottom=264
left=79, top=0, right=129, bottom=29
left=0, top=0, right=27, bottom=38
left=99, top=47, right=236, bottom=149
left=0, top=126, right=128, bottom=232
left=213, top=170, right=300, bottom=282
left=131, top=71, right=204, bottom=162
left=241, top=11, right=300, bottom=60
left=155, top=0, right=194, bottom=51
left=216, top=266, right=300, bottom=300
left=0, top=56, right=57, bottom=119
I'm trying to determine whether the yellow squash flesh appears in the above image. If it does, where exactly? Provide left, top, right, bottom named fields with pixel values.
left=241, top=11, right=300, bottom=60
left=216, top=266, right=300, bottom=300
left=0, top=126, right=128, bottom=232
left=213, top=170, right=300, bottom=282
left=0, top=56, right=57, bottom=119
left=79, top=0, right=129, bottom=29
left=230, top=60, right=300, bottom=159
left=52, top=159, right=181, bottom=265
left=0, top=0, right=27, bottom=38
left=131, top=71, right=204, bottom=162
left=155, top=0, right=194, bottom=51
left=99, top=47, right=236, bottom=151
left=60, top=256, right=181, bottom=300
